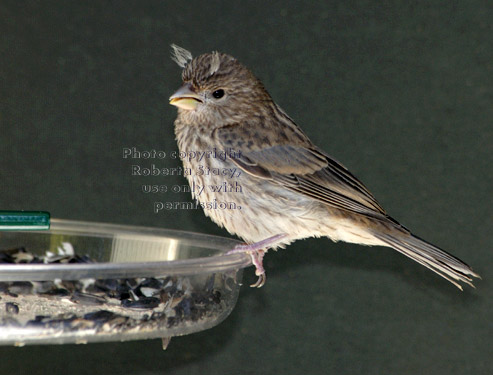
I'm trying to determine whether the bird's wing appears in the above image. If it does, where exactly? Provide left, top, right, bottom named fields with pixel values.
left=214, top=119, right=391, bottom=221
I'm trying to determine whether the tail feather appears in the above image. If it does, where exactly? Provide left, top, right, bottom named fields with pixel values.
left=372, top=231, right=480, bottom=290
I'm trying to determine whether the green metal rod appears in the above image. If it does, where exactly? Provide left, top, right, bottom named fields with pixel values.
left=0, top=211, right=50, bottom=230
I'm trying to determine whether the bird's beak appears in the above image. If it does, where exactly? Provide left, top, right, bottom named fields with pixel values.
left=169, top=84, right=202, bottom=110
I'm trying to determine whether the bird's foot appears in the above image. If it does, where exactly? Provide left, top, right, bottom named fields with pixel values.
left=227, top=234, right=288, bottom=288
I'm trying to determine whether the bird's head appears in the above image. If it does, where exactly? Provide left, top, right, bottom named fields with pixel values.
left=169, top=44, right=271, bottom=124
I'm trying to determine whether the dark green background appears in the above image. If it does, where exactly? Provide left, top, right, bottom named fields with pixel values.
left=1, top=1, right=492, bottom=374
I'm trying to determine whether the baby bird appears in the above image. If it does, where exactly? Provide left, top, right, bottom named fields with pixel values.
left=169, top=44, right=479, bottom=289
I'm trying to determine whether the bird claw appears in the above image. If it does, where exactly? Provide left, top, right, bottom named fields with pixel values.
left=249, top=249, right=266, bottom=288
left=226, top=234, right=287, bottom=288
left=251, top=273, right=266, bottom=288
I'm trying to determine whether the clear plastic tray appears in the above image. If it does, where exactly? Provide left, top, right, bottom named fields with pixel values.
left=0, top=219, right=251, bottom=347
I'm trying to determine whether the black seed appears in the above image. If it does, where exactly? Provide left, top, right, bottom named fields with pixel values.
left=0, top=283, right=9, bottom=293
left=175, top=297, right=193, bottom=317
left=71, top=291, right=106, bottom=305
left=46, top=255, right=70, bottom=263
left=0, top=253, right=15, bottom=263
left=163, top=283, right=178, bottom=295
left=121, top=297, right=160, bottom=309
left=9, top=282, right=33, bottom=295
left=26, top=315, right=50, bottom=327
left=84, top=283, right=105, bottom=294
left=212, top=291, right=221, bottom=304
left=84, top=310, right=118, bottom=322
left=167, top=316, right=178, bottom=327
left=139, top=278, right=163, bottom=289
left=43, top=288, right=70, bottom=297
left=61, top=281, right=77, bottom=292
left=115, top=282, right=131, bottom=295
left=98, top=279, right=119, bottom=291
left=125, top=279, right=138, bottom=288
left=133, top=286, right=145, bottom=298
left=118, top=291, right=131, bottom=300
left=191, top=292, right=208, bottom=305
left=68, top=254, right=94, bottom=263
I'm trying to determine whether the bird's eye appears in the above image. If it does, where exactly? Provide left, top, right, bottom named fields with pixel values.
left=212, top=89, right=225, bottom=99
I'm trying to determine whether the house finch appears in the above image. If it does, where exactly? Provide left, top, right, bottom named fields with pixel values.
left=169, top=44, right=479, bottom=289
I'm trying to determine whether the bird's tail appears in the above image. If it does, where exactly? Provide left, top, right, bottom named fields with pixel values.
left=372, top=230, right=480, bottom=290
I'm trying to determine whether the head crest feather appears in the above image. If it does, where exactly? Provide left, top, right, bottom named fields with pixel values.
left=170, top=44, right=192, bottom=68
left=209, top=51, right=221, bottom=76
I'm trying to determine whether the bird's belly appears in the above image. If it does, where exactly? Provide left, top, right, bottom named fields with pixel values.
left=183, top=157, right=381, bottom=247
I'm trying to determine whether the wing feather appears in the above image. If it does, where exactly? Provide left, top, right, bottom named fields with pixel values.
left=214, top=115, right=391, bottom=222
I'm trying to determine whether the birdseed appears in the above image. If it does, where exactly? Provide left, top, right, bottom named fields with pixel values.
left=0, top=246, right=234, bottom=344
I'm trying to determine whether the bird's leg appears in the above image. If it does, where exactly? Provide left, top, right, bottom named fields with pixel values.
left=249, top=250, right=266, bottom=288
left=227, top=234, right=288, bottom=288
